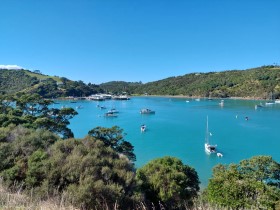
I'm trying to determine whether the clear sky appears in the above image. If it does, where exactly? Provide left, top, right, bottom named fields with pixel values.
left=1, top=0, right=279, bottom=84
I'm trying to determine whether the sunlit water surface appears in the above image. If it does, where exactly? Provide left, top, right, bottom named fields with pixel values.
left=55, top=97, right=280, bottom=188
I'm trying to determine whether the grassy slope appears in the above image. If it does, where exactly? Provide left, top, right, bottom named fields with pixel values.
left=24, top=70, right=62, bottom=83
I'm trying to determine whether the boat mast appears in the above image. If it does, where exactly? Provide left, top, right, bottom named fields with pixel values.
left=205, top=116, right=209, bottom=144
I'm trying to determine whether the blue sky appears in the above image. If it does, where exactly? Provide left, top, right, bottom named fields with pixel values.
left=1, top=0, right=279, bottom=84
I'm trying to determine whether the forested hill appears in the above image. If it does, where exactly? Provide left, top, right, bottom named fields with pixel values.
left=0, top=69, right=102, bottom=98
left=101, top=65, right=280, bottom=99
left=137, top=65, right=280, bottom=98
left=1, top=65, right=280, bottom=99
left=0, top=69, right=39, bottom=94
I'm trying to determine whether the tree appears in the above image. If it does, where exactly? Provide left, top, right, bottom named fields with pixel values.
left=0, top=93, right=77, bottom=138
left=0, top=124, right=138, bottom=209
left=43, top=136, right=137, bottom=209
left=204, top=156, right=280, bottom=209
left=26, top=149, right=48, bottom=188
left=14, top=93, right=53, bottom=116
left=33, top=70, right=41, bottom=74
left=0, top=126, right=59, bottom=188
left=136, top=156, right=200, bottom=209
left=88, top=126, right=136, bottom=161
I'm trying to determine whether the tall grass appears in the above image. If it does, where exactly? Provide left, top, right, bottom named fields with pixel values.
left=0, top=180, right=230, bottom=210
left=0, top=182, right=77, bottom=210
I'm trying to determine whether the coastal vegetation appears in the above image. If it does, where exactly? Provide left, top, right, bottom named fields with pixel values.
left=1, top=65, right=280, bottom=209
left=1, top=65, right=280, bottom=99
left=0, top=93, right=77, bottom=139
left=204, top=156, right=280, bottom=209
left=0, top=93, right=279, bottom=209
left=101, top=65, right=280, bottom=99
left=0, top=69, right=102, bottom=98
left=136, top=156, right=200, bottom=209
left=0, top=93, right=202, bottom=209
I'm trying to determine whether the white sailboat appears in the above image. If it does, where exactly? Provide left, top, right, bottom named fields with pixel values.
left=205, top=116, right=217, bottom=154
left=265, top=92, right=275, bottom=105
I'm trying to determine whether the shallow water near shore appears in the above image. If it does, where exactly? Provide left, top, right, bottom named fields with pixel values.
left=55, top=97, right=280, bottom=188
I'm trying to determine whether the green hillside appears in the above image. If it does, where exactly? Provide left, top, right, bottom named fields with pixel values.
left=23, top=70, right=62, bottom=82
left=101, top=65, right=280, bottom=99
left=99, top=81, right=142, bottom=95
left=0, top=69, right=39, bottom=94
left=2, top=65, right=280, bottom=99
left=0, top=69, right=101, bottom=98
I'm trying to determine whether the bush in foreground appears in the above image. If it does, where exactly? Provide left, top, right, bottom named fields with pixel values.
left=204, top=156, right=280, bottom=209
left=136, top=156, right=200, bottom=209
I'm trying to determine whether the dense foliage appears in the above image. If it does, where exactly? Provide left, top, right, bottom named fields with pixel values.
left=0, top=126, right=137, bottom=209
left=99, top=81, right=142, bottom=95
left=1, top=91, right=280, bottom=209
left=204, top=156, right=280, bottom=209
left=0, top=69, right=39, bottom=94
left=45, top=137, right=137, bottom=209
left=2, top=66, right=280, bottom=99
left=0, top=125, right=60, bottom=187
left=0, top=69, right=102, bottom=98
left=0, top=126, right=201, bottom=209
left=136, top=156, right=200, bottom=209
left=88, top=126, right=136, bottom=161
left=133, top=65, right=280, bottom=99
left=59, top=77, right=103, bottom=97
left=0, top=93, right=77, bottom=138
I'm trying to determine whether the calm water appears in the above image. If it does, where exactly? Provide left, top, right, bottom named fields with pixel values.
left=56, top=97, right=280, bottom=188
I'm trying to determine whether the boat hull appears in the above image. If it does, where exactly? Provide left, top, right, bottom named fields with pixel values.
left=205, top=143, right=217, bottom=153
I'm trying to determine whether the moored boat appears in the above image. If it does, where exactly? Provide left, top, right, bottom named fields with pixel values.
left=217, top=152, right=223, bottom=157
left=219, top=100, right=224, bottom=107
left=204, top=116, right=217, bottom=154
left=104, top=111, right=118, bottom=117
left=97, top=105, right=106, bottom=109
left=265, top=92, right=275, bottom=105
left=112, top=95, right=130, bottom=100
left=255, top=103, right=264, bottom=110
left=140, top=108, right=155, bottom=114
left=109, top=108, right=119, bottom=113
left=140, top=124, right=146, bottom=132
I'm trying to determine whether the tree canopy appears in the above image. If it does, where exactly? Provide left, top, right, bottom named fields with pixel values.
left=0, top=93, right=77, bottom=138
left=136, top=156, right=200, bottom=209
left=88, top=126, right=136, bottom=162
left=0, top=126, right=137, bottom=209
left=204, top=156, right=280, bottom=209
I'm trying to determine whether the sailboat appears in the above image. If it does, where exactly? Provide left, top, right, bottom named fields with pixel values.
left=205, top=116, right=217, bottom=154
left=265, top=92, right=275, bottom=105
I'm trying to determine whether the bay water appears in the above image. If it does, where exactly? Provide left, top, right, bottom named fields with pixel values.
left=56, top=97, right=280, bottom=188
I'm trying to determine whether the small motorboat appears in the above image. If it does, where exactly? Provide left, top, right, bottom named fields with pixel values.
left=97, top=105, right=106, bottom=109
left=217, top=153, right=223, bottom=157
left=140, top=124, right=146, bottom=132
left=104, top=111, right=118, bottom=117
left=109, top=108, right=119, bottom=113
left=140, top=108, right=155, bottom=114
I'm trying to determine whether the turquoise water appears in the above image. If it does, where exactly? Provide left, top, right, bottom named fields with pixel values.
left=56, top=97, right=280, bottom=188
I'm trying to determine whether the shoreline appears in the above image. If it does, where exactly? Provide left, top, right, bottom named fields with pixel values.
left=133, top=95, right=265, bottom=101
left=54, top=94, right=268, bottom=101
